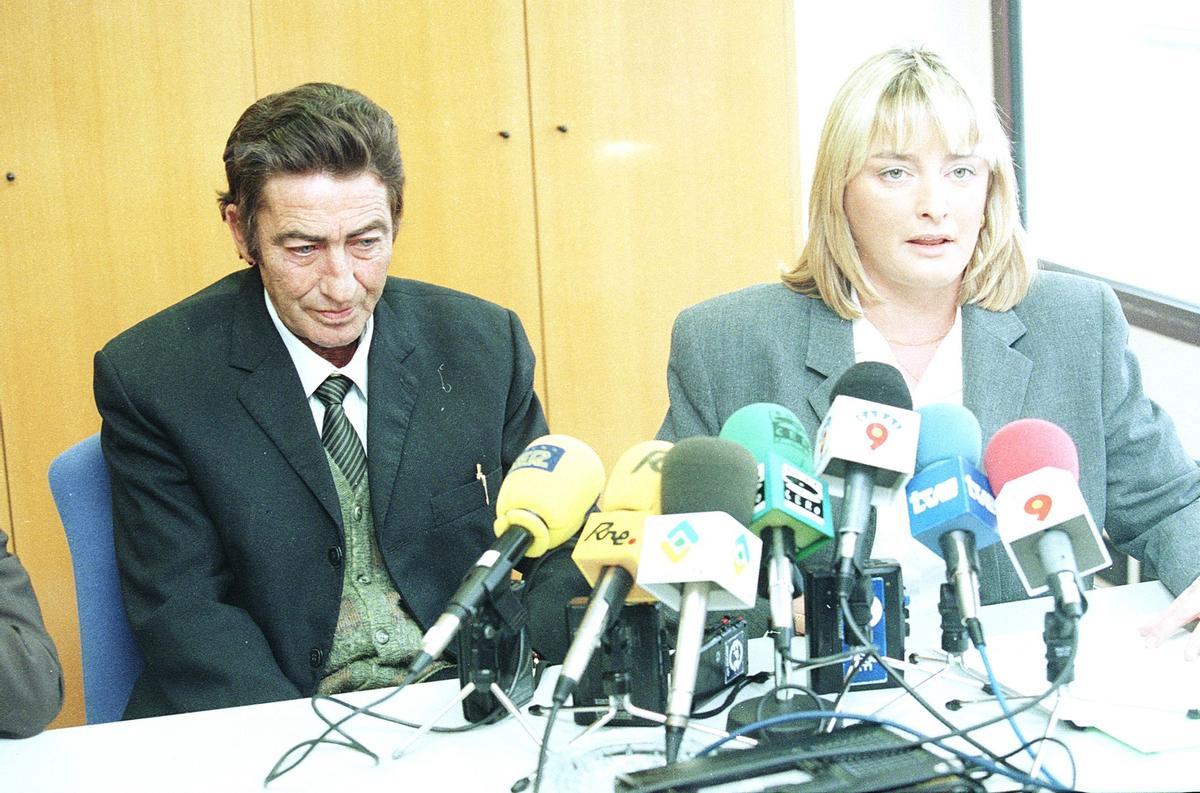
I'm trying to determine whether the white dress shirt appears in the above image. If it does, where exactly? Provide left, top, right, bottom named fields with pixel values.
left=263, top=290, right=372, bottom=453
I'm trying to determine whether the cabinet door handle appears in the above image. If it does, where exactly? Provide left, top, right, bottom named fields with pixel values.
left=556, top=124, right=569, bottom=133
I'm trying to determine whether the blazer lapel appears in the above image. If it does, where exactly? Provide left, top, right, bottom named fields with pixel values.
left=365, top=293, right=418, bottom=529
left=804, top=299, right=855, bottom=425
left=962, top=304, right=1031, bottom=440
left=228, top=271, right=342, bottom=525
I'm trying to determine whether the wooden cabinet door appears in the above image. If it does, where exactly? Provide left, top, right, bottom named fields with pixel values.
left=0, top=0, right=256, bottom=727
left=526, top=1, right=799, bottom=468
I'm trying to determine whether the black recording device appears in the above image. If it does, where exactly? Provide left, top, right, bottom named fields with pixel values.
left=455, top=580, right=536, bottom=723
left=804, top=560, right=907, bottom=695
left=694, top=616, right=750, bottom=703
left=566, top=600, right=669, bottom=726
left=614, top=722, right=964, bottom=793
left=565, top=599, right=748, bottom=726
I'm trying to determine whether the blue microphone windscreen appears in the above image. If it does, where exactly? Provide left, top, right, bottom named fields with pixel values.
left=915, top=403, right=982, bottom=467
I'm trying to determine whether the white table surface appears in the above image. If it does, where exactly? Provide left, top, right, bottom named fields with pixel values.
left=3, top=581, right=1197, bottom=793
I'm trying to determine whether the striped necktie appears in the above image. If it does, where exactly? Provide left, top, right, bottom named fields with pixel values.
left=314, top=374, right=367, bottom=488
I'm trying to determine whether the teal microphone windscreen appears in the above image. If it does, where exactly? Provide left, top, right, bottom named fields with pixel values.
left=718, top=402, right=813, bottom=471
left=719, top=401, right=832, bottom=558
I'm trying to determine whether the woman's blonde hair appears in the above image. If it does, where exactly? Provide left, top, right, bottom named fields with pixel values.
left=783, top=48, right=1035, bottom=317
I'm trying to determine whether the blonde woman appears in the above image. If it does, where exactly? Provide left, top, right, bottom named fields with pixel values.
left=658, top=48, right=1200, bottom=654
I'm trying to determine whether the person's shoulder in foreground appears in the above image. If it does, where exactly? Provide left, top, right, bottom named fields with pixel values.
left=0, top=527, right=64, bottom=738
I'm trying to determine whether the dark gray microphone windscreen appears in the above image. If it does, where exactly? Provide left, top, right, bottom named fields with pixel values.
left=831, top=361, right=912, bottom=410
left=660, top=436, right=757, bottom=526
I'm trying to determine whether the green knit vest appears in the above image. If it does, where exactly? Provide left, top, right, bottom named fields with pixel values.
left=316, top=454, right=448, bottom=694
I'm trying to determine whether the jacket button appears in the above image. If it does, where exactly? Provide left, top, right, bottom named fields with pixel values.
left=328, top=546, right=343, bottom=567
left=309, top=647, right=324, bottom=669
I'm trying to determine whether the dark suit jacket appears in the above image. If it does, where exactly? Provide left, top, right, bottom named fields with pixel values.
left=658, top=271, right=1200, bottom=603
left=0, top=528, right=64, bottom=738
left=95, top=268, right=583, bottom=718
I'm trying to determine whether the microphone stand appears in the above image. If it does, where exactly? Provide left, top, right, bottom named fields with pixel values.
left=727, top=531, right=822, bottom=742
left=547, top=603, right=666, bottom=728
left=394, top=579, right=541, bottom=758
left=917, top=586, right=1086, bottom=718
left=551, top=670, right=756, bottom=749
left=535, top=607, right=758, bottom=755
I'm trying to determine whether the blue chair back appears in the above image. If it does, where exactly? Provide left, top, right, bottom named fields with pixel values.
left=49, top=433, right=142, bottom=724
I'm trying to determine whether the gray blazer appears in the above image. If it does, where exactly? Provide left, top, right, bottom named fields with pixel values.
left=658, top=270, right=1200, bottom=603
left=0, top=527, right=63, bottom=737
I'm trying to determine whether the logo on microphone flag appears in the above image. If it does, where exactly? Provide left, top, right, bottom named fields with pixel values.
left=865, top=422, right=888, bottom=449
left=733, top=535, right=751, bottom=575
left=857, top=407, right=905, bottom=452
left=1024, top=494, right=1052, bottom=521
left=771, top=410, right=810, bottom=453
left=813, top=395, right=920, bottom=504
left=512, top=443, right=565, bottom=473
left=662, top=520, right=699, bottom=563
left=638, top=513, right=763, bottom=610
left=994, top=467, right=1111, bottom=596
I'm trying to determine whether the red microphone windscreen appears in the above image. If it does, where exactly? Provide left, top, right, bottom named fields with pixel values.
left=982, top=418, right=1080, bottom=492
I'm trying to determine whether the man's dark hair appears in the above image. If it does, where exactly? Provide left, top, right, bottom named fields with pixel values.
left=217, top=82, right=404, bottom=263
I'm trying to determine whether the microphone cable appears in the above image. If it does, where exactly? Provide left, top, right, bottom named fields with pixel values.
left=931, top=621, right=1080, bottom=738
left=264, top=628, right=535, bottom=785
left=994, top=735, right=1078, bottom=791
left=531, top=697, right=561, bottom=793
left=824, top=651, right=871, bottom=734
left=978, top=642, right=1067, bottom=790
left=691, top=671, right=772, bottom=720
left=835, top=592, right=1082, bottom=787
left=529, top=666, right=775, bottom=790
left=264, top=670, right=421, bottom=785
left=834, top=595, right=1019, bottom=774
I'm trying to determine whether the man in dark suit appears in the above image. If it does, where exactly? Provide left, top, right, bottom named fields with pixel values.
left=1, top=526, right=63, bottom=737
left=95, top=83, right=584, bottom=718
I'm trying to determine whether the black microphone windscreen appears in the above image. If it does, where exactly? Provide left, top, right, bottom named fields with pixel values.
left=660, top=437, right=757, bottom=527
left=831, top=361, right=912, bottom=410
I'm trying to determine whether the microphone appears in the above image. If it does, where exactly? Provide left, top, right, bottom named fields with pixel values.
left=718, top=403, right=832, bottom=647
left=983, top=419, right=1111, bottom=618
left=813, top=362, right=919, bottom=599
left=905, top=404, right=999, bottom=648
left=553, top=440, right=672, bottom=706
left=407, top=435, right=605, bottom=679
left=635, top=437, right=759, bottom=763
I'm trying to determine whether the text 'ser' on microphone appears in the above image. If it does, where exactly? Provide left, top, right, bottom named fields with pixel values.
left=405, top=435, right=605, bottom=680
left=813, top=362, right=920, bottom=600
left=906, top=403, right=999, bottom=650
left=553, top=440, right=672, bottom=706
left=635, top=437, right=759, bottom=763
left=983, top=419, right=1111, bottom=619
left=719, top=403, right=832, bottom=649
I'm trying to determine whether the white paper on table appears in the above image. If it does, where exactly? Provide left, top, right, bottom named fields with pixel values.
left=967, top=582, right=1200, bottom=754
